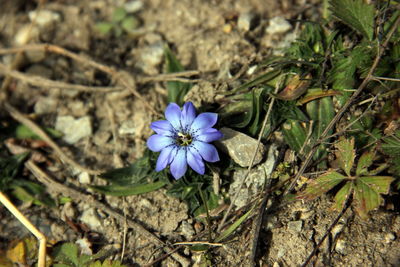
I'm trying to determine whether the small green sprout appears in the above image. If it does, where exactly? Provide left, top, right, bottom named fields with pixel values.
left=95, top=7, right=139, bottom=37
left=299, top=137, right=394, bottom=219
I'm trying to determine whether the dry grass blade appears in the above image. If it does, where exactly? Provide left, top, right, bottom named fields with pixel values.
left=4, top=101, right=104, bottom=175
left=0, top=192, right=47, bottom=267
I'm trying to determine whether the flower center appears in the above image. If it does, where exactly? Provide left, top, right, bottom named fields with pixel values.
left=177, top=132, right=192, bottom=146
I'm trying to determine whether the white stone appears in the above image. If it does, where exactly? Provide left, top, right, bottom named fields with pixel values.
left=14, top=25, right=39, bottom=45
left=119, top=120, right=136, bottom=135
left=55, top=116, right=92, bottom=144
left=28, top=10, right=61, bottom=27
left=78, top=172, right=91, bottom=184
left=124, top=1, right=144, bottom=13
left=80, top=208, right=102, bottom=230
left=237, top=12, right=254, bottom=32
left=266, top=16, right=292, bottom=35
left=34, top=97, right=58, bottom=115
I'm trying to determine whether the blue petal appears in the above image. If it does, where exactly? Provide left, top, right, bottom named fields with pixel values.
left=170, top=148, right=187, bottom=179
left=192, top=141, right=220, bottom=162
left=187, top=148, right=205, bottom=175
left=190, top=113, right=218, bottom=132
left=196, top=128, right=223, bottom=142
left=165, top=103, right=182, bottom=130
left=147, top=135, right=174, bottom=152
left=156, top=146, right=175, bottom=171
left=150, top=120, right=174, bottom=136
left=181, top=102, right=196, bottom=130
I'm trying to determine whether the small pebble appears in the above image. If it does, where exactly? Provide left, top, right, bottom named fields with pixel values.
left=335, top=238, right=346, bottom=254
left=265, top=16, right=292, bottom=35
left=80, top=208, right=102, bottom=230
left=28, top=10, right=61, bottom=27
left=385, top=232, right=396, bottom=243
left=287, top=220, right=303, bottom=232
left=124, top=0, right=144, bottom=13
left=237, top=12, right=255, bottom=32
left=55, top=116, right=92, bottom=144
left=78, top=172, right=91, bottom=184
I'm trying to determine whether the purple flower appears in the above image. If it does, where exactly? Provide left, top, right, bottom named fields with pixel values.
left=147, top=102, right=223, bottom=179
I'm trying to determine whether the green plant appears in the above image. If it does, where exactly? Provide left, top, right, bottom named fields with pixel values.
left=96, top=7, right=139, bottom=37
left=299, top=137, right=394, bottom=218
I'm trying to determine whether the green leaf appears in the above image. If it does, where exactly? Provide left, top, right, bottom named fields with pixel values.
left=121, top=16, right=139, bottom=32
left=299, top=171, right=347, bottom=200
left=52, top=243, right=79, bottom=266
left=0, top=152, right=29, bottom=191
left=381, top=130, right=400, bottom=157
left=99, top=154, right=151, bottom=185
left=90, top=181, right=166, bottom=196
left=353, top=176, right=394, bottom=218
left=356, top=151, right=374, bottom=176
left=112, top=7, right=127, bottom=22
left=164, top=47, right=191, bottom=105
left=306, top=96, right=335, bottom=166
left=329, top=0, right=375, bottom=40
left=95, top=22, right=114, bottom=35
left=335, top=137, right=356, bottom=176
left=229, top=69, right=281, bottom=95
left=214, top=207, right=254, bottom=242
left=333, top=181, right=353, bottom=211
left=281, top=119, right=308, bottom=155
left=15, top=124, right=63, bottom=140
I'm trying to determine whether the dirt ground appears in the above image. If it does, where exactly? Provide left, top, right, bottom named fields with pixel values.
left=0, top=0, right=399, bottom=266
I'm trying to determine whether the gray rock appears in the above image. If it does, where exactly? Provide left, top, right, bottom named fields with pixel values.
left=34, top=97, right=58, bottom=115
left=216, top=127, right=266, bottom=167
left=135, top=42, right=165, bottom=75
left=287, top=220, right=303, bottom=232
left=78, top=172, right=91, bottom=184
left=180, top=221, right=195, bottom=239
left=228, top=143, right=278, bottom=209
left=55, top=115, right=92, bottom=144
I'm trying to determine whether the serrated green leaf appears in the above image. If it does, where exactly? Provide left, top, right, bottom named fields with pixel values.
left=164, top=47, right=191, bottom=105
left=90, top=181, right=166, bottom=196
left=214, top=207, right=254, bottom=242
left=335, top=137, right=356, bottom=176
left=353, top=176, right=393, bottom=218
left=299, top=171, right=347, bottom=200
left=358, top=176, right=394, bottom=194
left=356, top=151, right=374, bottom=176
left=329, top=0, right=375, bottom=40
left=381, top=130, right=400, bottom=157
left=333, top=181, right=353, bottom=211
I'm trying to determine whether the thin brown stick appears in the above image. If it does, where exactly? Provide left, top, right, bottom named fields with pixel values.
left=0, top=63, right=125, bottom=92
left=284, top=15, right=400, bottom=195
left=4, top=101, right=103, bottom=175
left=25, top=160, right=190, bottom=266
left=0, top=44, right=157, bottom=115
left=0, top=192, right=47, bottom=267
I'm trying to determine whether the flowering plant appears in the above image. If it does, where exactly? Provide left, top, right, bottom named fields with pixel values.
left=147, top=102, right=223, bottom=179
